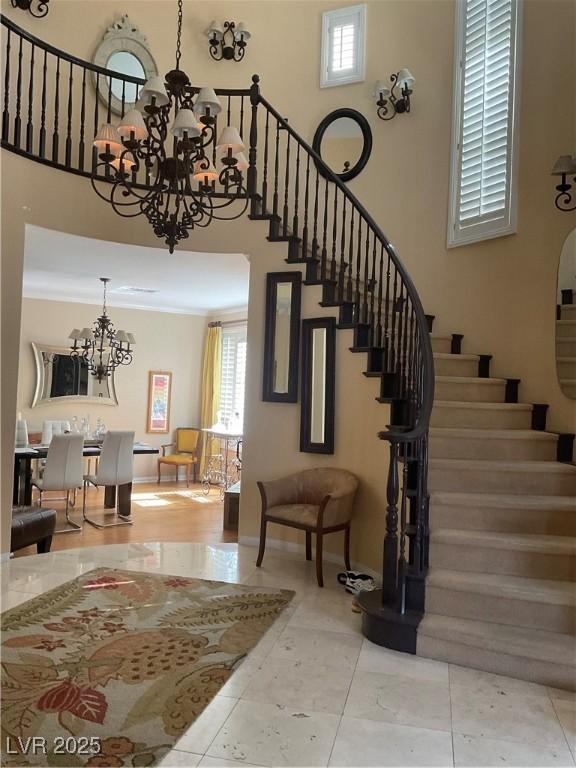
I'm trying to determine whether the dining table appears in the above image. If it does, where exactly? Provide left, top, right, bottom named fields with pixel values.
left=13, top=442, right=159, bottom=517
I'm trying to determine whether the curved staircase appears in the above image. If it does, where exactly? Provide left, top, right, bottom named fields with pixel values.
left=417, top=327, right=576, bottom=690
left=1, top=14, right=574, bottom=691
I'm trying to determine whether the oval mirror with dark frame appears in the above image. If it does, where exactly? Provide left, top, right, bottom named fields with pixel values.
left=300, top=317, right=336, bottom=454
left=312, top=108, right=372, bottom=183
left=93, top=15, right=158, bottom=116
left=556, top=227, right=576, bottom=399
left=262, top=272, right=302, bottom=402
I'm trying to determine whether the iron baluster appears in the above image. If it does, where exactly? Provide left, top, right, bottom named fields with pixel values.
left=354, top=214, right=362, bottom=322
left=292, top=142, right=300, bottom=241
left=25, top=41, right=34, bottom=153
left=282, top=132, right=290, bottom=236
left=79, top=66, right=86, bottom=171
left=2, top=27, right=11, bottom=142
left=383, top=250, right=392, bottom=370
left=321, top=176, right=329, bottom=279
left=338, top=194, right=347, bottom=302
left=363, top=226, right=370, bottom=326
left=65, top=60, right=73, bottom=167
left=39, top=48, right=47, bottom=158
left=301, top=152, right=310, bottom=262
left=261, top=109, right=269, bottom=214
left=92, top=71, right=99, bottom=172
left=14, top=34, right=23, bottom=148
left=375, top=244, right=384, bottom=349
left=311, top=167, right=320, bottom=266
left=330, top=186, right=339, bottom=284
left=52, top=55, right=60, bottom=162
left=272, top=120, right=280, bottom=224
left=346, top=203, right=355, bottom=303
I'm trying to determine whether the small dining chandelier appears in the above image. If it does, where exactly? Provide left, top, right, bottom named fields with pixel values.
left=68, top=278, right=135, bottom=382
left=91, top=0, right=249, bottom=254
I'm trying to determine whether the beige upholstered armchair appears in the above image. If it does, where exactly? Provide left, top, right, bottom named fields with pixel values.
left=256, top=468, right=359, bottom=586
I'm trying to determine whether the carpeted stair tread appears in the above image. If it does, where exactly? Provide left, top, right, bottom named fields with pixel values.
left=430, top=427, right=557, bottom=441
left=435, top=375, right=507, bottom=384
left=433, top=353, right=480, bottom=361
left=431, top=528, right=576, bottom=555
left=429, top=458, right=576, bottom=473
left=418, top=614, right=575, bottom=666
left=427, top=568, right=576, bottom=606
left=430, top=490, right=576, bottom=510
left=433, top=400, right=532, bottom=411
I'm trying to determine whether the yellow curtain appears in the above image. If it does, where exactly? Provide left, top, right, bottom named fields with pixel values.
left=199, top=324, right=222, bottom=476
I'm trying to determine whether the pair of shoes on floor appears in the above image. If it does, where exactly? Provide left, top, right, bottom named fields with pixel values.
left=337, top=570, right=376, bottom=595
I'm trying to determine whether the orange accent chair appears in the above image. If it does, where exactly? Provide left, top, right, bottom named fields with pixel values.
left=157, top=428, right=202, bottom=486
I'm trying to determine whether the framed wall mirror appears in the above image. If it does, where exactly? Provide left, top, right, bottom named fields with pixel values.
left=556, top=228, right=576, bottom=399
left=300, top=317, right=336, bottom=453
left=93, top=15, right=158, bottom=116
left=263, top=272, right=302, bottom=402
left=312, top=108, right=372, bottom=182
left=31, top=343, right=118, bottom=407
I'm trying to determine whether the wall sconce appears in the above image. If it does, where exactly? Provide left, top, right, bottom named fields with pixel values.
left=205, top=20, right=251, bottom=62
left=374, top=69, right=415, bottom=121
left=11, top=0, right=49, bottom=17
left=551, top=154, right=576, bottom=212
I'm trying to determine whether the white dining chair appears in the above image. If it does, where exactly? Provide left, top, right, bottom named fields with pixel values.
left=32, top=433, right=84, bottom=533
left=82, top=431, right=135, bottom=528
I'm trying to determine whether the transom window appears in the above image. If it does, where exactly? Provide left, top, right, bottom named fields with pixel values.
left=321, top=5, right=366, bottom=88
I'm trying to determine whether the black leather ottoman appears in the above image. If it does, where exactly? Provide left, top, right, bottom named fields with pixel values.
left=11, top=506, right=57, bottom=554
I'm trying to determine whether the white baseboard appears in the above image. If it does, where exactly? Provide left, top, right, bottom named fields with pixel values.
left=0, top=552, right=11, bottom=562
left=239, top=535, right=380, bottom=583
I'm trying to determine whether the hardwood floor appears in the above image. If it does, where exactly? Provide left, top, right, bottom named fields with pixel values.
left=14, top=481, right=236, bottom=557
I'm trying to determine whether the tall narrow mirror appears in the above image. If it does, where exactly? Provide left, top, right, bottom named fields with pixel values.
left=556, top=228, right=576, bottom=399
left=300, top=317, right=335, bottom=453
left=263, top=272, right=301, bottom=402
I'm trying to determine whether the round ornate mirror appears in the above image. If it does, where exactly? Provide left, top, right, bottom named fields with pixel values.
left=93, top=16, right=158, bottom=116
left=556, top=227, right=576, bottom=399
left=312, top=109, right=372, bottom=182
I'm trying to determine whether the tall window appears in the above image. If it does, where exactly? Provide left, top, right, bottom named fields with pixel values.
left=321, top=5, right=366, bottom=88
left=220, top=324, right=247, bottom=428
left=448, top=0, right=522, bottom=247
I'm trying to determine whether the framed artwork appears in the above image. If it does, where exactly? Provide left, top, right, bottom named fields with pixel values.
left=146, top=371, right=172, bottom=433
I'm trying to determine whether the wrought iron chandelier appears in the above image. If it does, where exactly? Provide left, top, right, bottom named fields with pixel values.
left=68, top=278, right=135, bottom=382
left=92, top=0, right=249, bottom=254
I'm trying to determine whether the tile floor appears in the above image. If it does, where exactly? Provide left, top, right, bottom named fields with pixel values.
left=1, top=542, right=574, bottom=768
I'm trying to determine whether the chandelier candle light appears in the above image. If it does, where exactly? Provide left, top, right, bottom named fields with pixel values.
left=69, top=278, right=135, bottom=382
left=92, top=0, right=251, bottom=253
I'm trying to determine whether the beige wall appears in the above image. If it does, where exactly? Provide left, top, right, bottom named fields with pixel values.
left=17, top=297, right=206, bottom=478
left=2, top=0, right=575, bottom=565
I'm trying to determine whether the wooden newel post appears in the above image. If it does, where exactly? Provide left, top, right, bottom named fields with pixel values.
left=382, top=439, right=400, bottom=606
left=248, top=73, right=259, bottom=216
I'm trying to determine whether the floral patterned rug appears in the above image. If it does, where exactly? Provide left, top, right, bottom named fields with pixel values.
left=1, top=567, right=293, bottom=767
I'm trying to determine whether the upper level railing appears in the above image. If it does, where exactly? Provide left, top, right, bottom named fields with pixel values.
left=1, top=13, right=434, bottom=623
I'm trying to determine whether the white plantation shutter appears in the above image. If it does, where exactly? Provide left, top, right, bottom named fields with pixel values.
left=448, top=0, right=522, bottom=246
left=321, top=5, right=366, bottom=88
left=332, top=22, right=355, bottom=72
left=220, top=324, right=247, bottom=428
